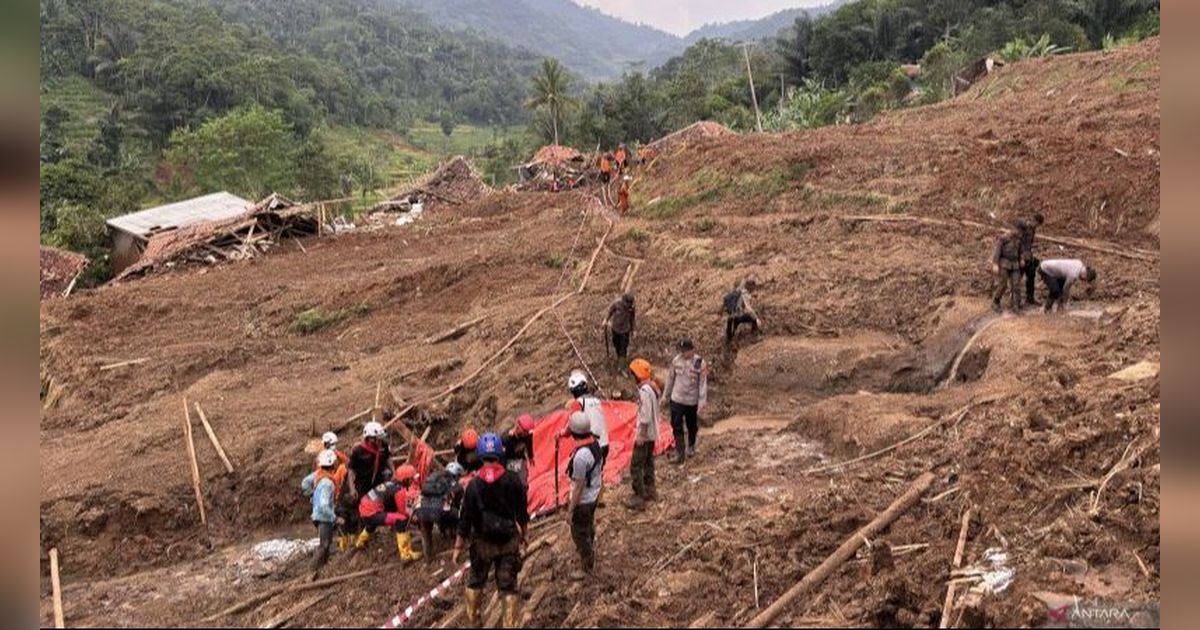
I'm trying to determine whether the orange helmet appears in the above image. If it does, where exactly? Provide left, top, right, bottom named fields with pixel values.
left=394, top=464, right=417, bottom=483
left=461, top=429, right=479, bottom=450
left=515, top=414, right=536, bottom=433
left=629, top=358, right=653, bottom=381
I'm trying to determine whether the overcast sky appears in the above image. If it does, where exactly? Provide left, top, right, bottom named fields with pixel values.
left=572, top=0, right=830, bottom=37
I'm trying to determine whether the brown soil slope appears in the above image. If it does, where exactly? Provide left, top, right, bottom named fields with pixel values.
left=39, top=40, right=1158, bottom=627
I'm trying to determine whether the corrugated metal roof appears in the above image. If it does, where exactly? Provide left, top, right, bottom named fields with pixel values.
left=106, top=192, right=251, bottom=238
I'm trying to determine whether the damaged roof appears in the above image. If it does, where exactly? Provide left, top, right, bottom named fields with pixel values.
left=106, top=191, right=252, bottom=238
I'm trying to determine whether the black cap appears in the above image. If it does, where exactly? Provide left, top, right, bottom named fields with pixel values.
left=678, top=337, right=694, bottom=350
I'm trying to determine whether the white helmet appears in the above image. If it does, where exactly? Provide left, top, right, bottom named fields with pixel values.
left=321, top=431, right=338, bottom=447
left=568, top=411, right=592, bottom=436
left=363, top=421, right=386, bottom=438
left=317, top=449, right=338, bottom=467
left=446, top=461, right=465, bottom=477
left=568, top=369, right=588, bottom=390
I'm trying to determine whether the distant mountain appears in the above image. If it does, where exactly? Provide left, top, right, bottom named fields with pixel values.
left=683, top=1, right=848, bottom=45
left=402, top=0, right=681, bottom=81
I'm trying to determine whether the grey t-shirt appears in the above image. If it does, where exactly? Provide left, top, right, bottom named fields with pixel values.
left=570, top=446, right=603, bottom=505
left=1039, top=259, right=1088, bottom=301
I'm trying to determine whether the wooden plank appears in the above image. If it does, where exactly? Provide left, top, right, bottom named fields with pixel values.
left=746, top=472, right=936, bottom=628
left=182, top=397, right=207, bottom=528
left=99, top=358, right=148, bottom=371
left=194, top=402, right=235, bottom=475
left=939, top=508, right=973, bottom=628
left=259, top=592, right=328, bottom=629
left=49, top=548, right=64, bottom=629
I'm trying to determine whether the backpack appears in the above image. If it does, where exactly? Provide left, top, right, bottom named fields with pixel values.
left=420, top=472, right=453, bottom=499
left=564, top=442, right=603, bottom=488
left=722, top=289, right=743, bottom=315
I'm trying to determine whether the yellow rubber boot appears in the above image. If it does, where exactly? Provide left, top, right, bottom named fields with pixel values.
left=502, top=593, right=521, bottom=628
left=464, top=587, right=483, bottom=628
left=397, top=532, right=423, bottom=562
left=337, top=535, right=347, bottom=552
left=354, top=529, right=371, bottom=550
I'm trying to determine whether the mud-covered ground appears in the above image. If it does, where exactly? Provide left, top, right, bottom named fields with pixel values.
left=40, top=39, right=1159, bottom=627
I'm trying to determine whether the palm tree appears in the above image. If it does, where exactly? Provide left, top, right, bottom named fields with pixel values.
left=525, top=58, right=578, bottom=146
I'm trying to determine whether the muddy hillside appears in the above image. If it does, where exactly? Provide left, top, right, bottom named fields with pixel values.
left=40, top=39, right=1159, bottom=627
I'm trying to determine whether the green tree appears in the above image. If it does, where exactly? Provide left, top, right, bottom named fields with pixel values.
left=525, top=58, right=578, bottom=145
left=165, top=105, right=297, bottom=200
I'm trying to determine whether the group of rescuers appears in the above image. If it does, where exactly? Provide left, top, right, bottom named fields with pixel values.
left=598, top=142, right=635, bottom=214
left=297, top=288, right=754, bottom=627
left=300, top=360, right=671, bottom=628
left=297, top=212, right=1094, bottom=627
left=991, top=212, right=1098, bottom=313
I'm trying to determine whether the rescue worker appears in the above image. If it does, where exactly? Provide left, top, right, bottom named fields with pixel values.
left=454, top=428, right=483, bottom=473
left=312, top=433, right=352, bottom=550
left=414, top=461, right=467, bottom=562
left=601, top=292, right=636, bottom=370
left=662, top=337, right=708, bottom=463
left=599, top=153, right=614, bottom=184
left=301, top=449, right=344, bottom=570
left=614, top=143, right=628, bottom=172
left=357, top=464, right=422, bottom=561
left=347, top=421, right=393, bottom=547
left=625, top=358, right=659, bottom=510
left=502, top=414, right=536, bottom=487
left=568, top=370, right=609, bottom=466
left=453, top=433, right=528, bottom=628
left=1038, top=258, right=1097, bottom=313
left=722, top=277, right=762, bottom=345
left=566, top=411, right=604, bottom=580
left=1020, top=213, right=1045, bottom=306
left=617, top=175, right=631, bottom=214
left=992, top=221, right=1025, bottom=313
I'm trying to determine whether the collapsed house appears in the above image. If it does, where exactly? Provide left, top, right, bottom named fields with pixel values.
left=375, top=156, right=491, bottom=213
left=39, top=246, right=89, bottom=300
left=115, top=194, right=318, bottom=280
left=516, top=145, right=588, bottom=190
left=954, top=56, right=1005, bottom=95
left=106, top=192, right=253, bottom=274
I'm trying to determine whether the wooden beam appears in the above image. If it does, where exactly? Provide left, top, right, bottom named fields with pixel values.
left=426, top=313, right=489, bottom=344
left=182, top=397, right=207, bottom=528
left=939, top=508, right=973, bottom=628
left=746, top=472, right=936, bottom=628
left=49, top=547, right=64, bottom=629
left=259, top=592, right=328, bottom=629
left=194, top=402, right=235, bottom=475
left=99, top=358, right=148, bottom=371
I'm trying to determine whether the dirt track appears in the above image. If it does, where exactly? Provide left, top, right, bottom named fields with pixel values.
left=39, top=40, right=1159, bottom=627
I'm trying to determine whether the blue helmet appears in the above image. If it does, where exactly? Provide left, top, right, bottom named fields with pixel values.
left=476, top=432, right=504, bottom=460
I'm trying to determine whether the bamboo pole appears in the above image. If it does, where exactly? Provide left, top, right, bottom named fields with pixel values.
left=746, top=472, right=937, bottom=628
left=194, top=402, right=235, bottom=474
left=49, top=548, right=64, bottom=629
left=182, top=397, right=207, bottom=528
left=939, top=508, right=973, bottom=628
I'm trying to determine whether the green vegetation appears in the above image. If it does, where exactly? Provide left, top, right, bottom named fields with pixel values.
left=290, top=303, right=370, bottom=335
left=622, top=226, right=652, bottom=243
left=542, top=254, right=567, bottom=269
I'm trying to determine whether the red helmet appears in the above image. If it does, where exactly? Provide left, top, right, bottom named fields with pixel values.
left=461, top=429, right=479, bottom=450
left=394, top=464, right=417, bottom=483
left=515, top=414, right=536, bottom=433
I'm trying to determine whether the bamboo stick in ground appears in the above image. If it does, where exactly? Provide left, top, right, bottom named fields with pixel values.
left=49, top=548, right=64, bottom=629
left=182, top=397, right=207, bottom=528
left=194, top=402, right=235, bottom=474
left=939, top=508, right=973, bottom=629
left=747, top=472, right=937, bottom=628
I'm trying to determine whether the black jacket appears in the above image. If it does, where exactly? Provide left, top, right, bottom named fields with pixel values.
left=457, top=464, right=529, bottom=541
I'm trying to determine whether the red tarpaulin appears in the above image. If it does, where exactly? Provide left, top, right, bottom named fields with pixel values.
left=401, top=401, right=673, bottom=516
left=524, top=401, right=674, bottom=515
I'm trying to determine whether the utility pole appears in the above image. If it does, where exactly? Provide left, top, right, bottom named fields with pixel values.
left=740, top=42, right=763, bottom=133
left=779, top=73, right=786, bottom=118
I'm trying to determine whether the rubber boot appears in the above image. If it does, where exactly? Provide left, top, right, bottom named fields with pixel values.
left=397, top=532, right=423, bottom=562
left=464, top=587, right=483, bottom=628
left=354, top=529, right=371, bottom=550
left=337, top=535, right=348, bottom=552
left=502, top=593, right=521, bottom=629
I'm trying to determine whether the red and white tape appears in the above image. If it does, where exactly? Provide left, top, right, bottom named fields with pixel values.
left=380, top=561, right=470, bottom=628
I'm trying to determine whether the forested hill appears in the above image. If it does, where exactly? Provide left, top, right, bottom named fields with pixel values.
left=403, top=0, right=680, bottom=80
left=41, top=0, right=542, bottom=139
left=682, top=2, right=845, bottom=46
